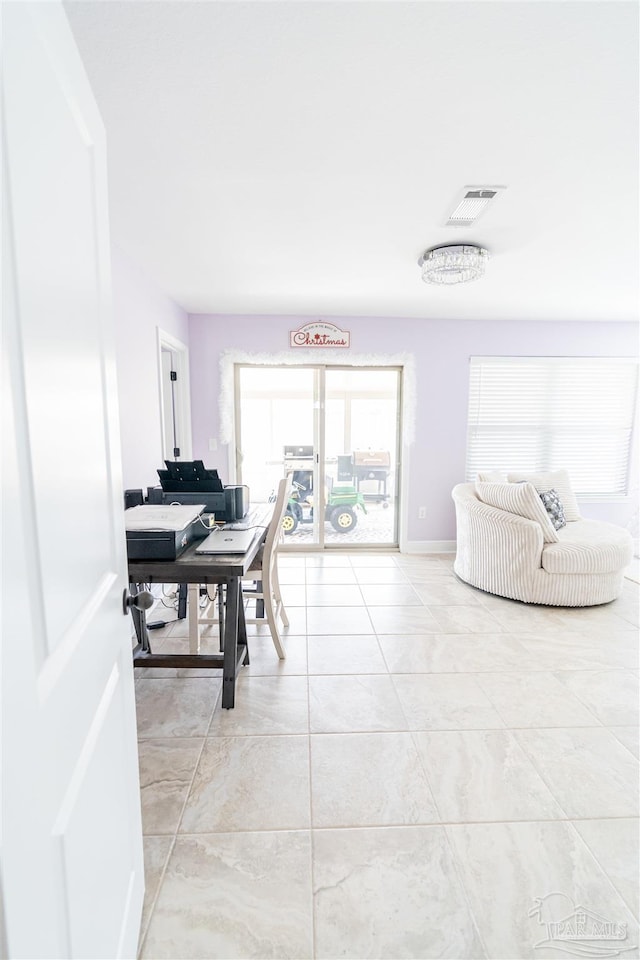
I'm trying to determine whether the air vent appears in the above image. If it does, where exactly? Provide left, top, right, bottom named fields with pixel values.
left=446, top=186, right=506, bottom=226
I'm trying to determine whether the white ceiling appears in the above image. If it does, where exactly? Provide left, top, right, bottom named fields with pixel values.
left=64, top=0, right=639, bottom=321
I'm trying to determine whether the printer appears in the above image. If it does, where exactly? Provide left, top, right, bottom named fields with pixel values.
left=124, top=503, right=207, bottom=560
left=146, top=460, right=250, bottom=523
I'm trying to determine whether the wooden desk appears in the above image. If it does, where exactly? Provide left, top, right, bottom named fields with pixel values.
left=128, top=506, right=272, bottom=709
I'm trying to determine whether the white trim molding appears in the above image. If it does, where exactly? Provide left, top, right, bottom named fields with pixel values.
left=403, top=540, right=457, bottom=555
left=221, top=349, right=416, bottom=548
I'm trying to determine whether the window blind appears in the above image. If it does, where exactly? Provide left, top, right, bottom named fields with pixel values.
left=466, top=357, right=639, bottom=497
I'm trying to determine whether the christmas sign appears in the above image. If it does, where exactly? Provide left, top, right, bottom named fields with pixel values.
left=289, top=321, right=350, bottom=348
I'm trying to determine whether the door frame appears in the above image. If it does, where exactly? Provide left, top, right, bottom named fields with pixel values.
left=156, top=328, right=192, bottom=461
left=233, top=361, right=405, bottom=551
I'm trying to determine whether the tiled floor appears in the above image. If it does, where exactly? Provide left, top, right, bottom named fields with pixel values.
left=135, top=553, right=639, bottom=959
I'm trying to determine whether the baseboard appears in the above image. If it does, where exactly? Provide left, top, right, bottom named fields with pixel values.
left=402, top=540, right=456, bottom=554
left=624, top=556, right=640, bottom=584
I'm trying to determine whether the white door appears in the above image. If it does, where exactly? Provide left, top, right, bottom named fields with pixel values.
left=2, top=5, right=144, bottom=958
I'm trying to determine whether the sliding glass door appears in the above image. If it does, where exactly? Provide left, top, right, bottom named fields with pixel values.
left=235, top=364, right=401, bottom=549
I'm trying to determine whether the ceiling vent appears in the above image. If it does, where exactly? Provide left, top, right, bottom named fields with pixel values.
left=446, top=186, right=506, bottom=226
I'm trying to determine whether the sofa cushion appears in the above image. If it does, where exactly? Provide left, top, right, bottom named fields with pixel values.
left=541, top=520, right=634, bottom=574
left=539, top=488, right=566, bottom=531
left=475, top=481, right=559, bottom=543
left=507, top=469, right=581, bottom=521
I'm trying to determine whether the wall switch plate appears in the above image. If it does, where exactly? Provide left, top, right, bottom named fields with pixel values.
left=208, top=438, right=218, bottom=451
left=418, top=506, right=426, bottom=519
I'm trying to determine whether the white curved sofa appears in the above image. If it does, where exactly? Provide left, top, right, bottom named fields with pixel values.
left=452, top=479, right=633, bottom=606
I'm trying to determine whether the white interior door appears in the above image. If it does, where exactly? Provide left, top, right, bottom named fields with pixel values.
left=2, top=5, right=144, bottom=958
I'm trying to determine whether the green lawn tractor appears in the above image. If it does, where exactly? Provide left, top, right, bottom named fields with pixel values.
left=283, top=480, right=367, bottom=534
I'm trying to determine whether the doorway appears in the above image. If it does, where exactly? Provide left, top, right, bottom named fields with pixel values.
left=234, top=364, right=402, bottom=549
left=157, top=329, right=192, bottom=462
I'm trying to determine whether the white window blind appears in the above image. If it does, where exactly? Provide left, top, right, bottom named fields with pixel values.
left=466, top=357, right=639, bottom=497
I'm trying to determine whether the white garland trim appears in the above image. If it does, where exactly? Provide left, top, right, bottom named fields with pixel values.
left=219, top=349, right=416, bottom=446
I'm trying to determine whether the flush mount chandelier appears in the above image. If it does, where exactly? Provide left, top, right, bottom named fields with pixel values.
left=420, top=243, right=490, bottom=285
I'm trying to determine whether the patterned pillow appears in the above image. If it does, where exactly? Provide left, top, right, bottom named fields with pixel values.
left=507, top=470, right=580, bottom=521
left=539, top=488, right=566, bottom=530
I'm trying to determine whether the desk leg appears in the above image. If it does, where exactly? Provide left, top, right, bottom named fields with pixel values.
left=238, top=593, right=249, bottom=666
left=218, top=584, right=225, bottom=652
left=221, top=578, right=239, bottom=709
left=255, top=580, right=265, bottom=619
left=130, top=582, right=151, bottom=653
left=177, top=583, right=188, bottom=619
left=188, top=583, right=201, bottom=655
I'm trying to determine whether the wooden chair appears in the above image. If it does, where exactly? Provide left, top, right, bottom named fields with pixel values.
left=241, top=475, right=292, bottom=658
left=194, top=476, right=292, bottom=659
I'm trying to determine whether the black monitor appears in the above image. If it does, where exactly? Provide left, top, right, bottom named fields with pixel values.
left=157, top=460, right=223, bottom=492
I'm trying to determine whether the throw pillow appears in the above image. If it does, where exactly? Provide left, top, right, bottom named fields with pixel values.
left=506, top=469, right=580, bottom=521
left=475, top=481, right=559, bottom=542
left=539, top=488, right=566, bottom=530
left=477, top=470, right=507, bottom=482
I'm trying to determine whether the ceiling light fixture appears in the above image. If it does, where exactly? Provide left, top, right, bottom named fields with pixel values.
left=419, top=244, right=489, bottom=285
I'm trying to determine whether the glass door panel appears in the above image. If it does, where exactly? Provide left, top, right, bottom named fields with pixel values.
left=236, top=366, right=320, bottom=546
left=323, top=367, right=400, bottom=547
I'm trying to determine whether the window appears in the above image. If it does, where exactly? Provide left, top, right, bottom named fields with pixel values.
left=466, top=357, right=639, bottom=497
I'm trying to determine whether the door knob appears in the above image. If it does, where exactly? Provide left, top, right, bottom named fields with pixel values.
left=122, top=588, right=154, bottom=615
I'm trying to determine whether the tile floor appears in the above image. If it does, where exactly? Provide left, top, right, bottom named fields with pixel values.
left=135, top=553, right=639, bottom=959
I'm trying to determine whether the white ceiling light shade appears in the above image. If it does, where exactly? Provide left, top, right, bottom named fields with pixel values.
left=420, top=244, right=490, bottom=285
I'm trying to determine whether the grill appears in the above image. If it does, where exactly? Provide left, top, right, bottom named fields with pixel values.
left=352, top=451, right=391, bottom=503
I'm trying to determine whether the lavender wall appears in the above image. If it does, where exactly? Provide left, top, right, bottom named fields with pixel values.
left=111, top=246, right=190, bottom=490
left=188, top=314, right=638, bottom=544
